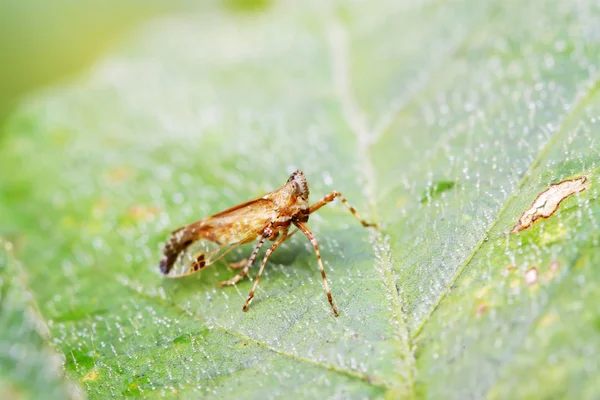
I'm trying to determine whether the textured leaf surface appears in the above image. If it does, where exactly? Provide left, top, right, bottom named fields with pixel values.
left=0, top=242, right=79, bottom=399
left=1, top=1, right=599, bottom=398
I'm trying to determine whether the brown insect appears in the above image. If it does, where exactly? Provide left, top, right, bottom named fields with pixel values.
left=159, top=170, right=377, bottom=316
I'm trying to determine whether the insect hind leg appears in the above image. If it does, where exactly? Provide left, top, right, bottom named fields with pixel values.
left=242, top=230, right=289, bottom=312
left=218, top=235, right=267, bottom=287
left=228, top=258, right=250, bottom=269
left=293, top=221, right=339, bottom=317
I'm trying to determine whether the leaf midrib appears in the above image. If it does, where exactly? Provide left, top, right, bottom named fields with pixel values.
left=327, top=18, right=417, bottom=397
left=325, top=1, right=503, bottom=392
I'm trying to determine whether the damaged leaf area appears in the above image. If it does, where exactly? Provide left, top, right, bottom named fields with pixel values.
left=1, top=0, right=600, bottom=399
left=511, top=177, right=590, bottom=233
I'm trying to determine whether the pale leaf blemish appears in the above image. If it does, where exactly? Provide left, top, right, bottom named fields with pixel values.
left=539, top=313, right=559, bottom=327
left=106, top=166, right=132, bottom=183
left=475, top=286, right=489, bottom=299
left=509, top=279, right=521, bottom=293
left=128, top=205, right=159, bottom=221
left=511, top=176, right=590, bottom=234
left=81, top=368, right=100, bottom=382
left=539, top=224, right=568, bottom=246
left=524, top=266, right=539, bottom=286
left=544, top=260, right=561, bottom=282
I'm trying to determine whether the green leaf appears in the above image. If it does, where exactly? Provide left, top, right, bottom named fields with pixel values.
left=1, top=0, right=599, bottom=398
left=0, top=241, right=80, bottom=399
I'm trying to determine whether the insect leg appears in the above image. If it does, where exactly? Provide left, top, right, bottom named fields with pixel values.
left=228, top=258, right=250, bottom=269
left=218, top=235, right=267, bottom=287
left=293, top=221, right=339, bottom=317
left=242, top=230, right=290, bottom=312
left=309, top=191, right=378, bottom=229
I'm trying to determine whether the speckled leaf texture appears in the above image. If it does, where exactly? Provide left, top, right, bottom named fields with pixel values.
left=1, top=1, right=599, bottom=399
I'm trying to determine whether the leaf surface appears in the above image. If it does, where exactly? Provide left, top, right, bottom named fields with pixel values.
left=1, top=1, right=599, bottom=398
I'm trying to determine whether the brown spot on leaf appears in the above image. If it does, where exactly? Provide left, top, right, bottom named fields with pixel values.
left=475, top=302, right=489, bottom=317
left=524, top=266, right=539, bottom=286
left=502, top=265, right=517, bottom=277
left=511, top=177, right=590, bottom=233
left=129, top=205, right=159, bottom=221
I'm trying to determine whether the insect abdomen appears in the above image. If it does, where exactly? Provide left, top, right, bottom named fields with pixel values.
left=159, top=224, right=199, bottom=274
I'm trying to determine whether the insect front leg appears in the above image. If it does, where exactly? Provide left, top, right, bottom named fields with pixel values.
left=218, top=234, right=267, bottom=287
left=293, top=221, right=339, bottom=317
left=228, top=230, right=280, bottom=269
left=242, top=229, right=290, bottom=312
left=309, top=191, right=378, bottom=228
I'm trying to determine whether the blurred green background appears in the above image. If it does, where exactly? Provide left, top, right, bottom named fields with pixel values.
left=0, top=0, right=270, bottom=118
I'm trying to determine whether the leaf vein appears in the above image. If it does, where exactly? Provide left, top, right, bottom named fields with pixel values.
left=413, top=71, right=600, bottom=339
left=113, top=276, right=391, bottom=391
left=328, top=19, right=416, bottom=397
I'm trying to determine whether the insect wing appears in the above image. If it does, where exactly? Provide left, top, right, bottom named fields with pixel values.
left=163, top=238, right=234, bottom=278
left=206, top=197, right=277, bottom=242
left=162, top=197, right=277, bottom=278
